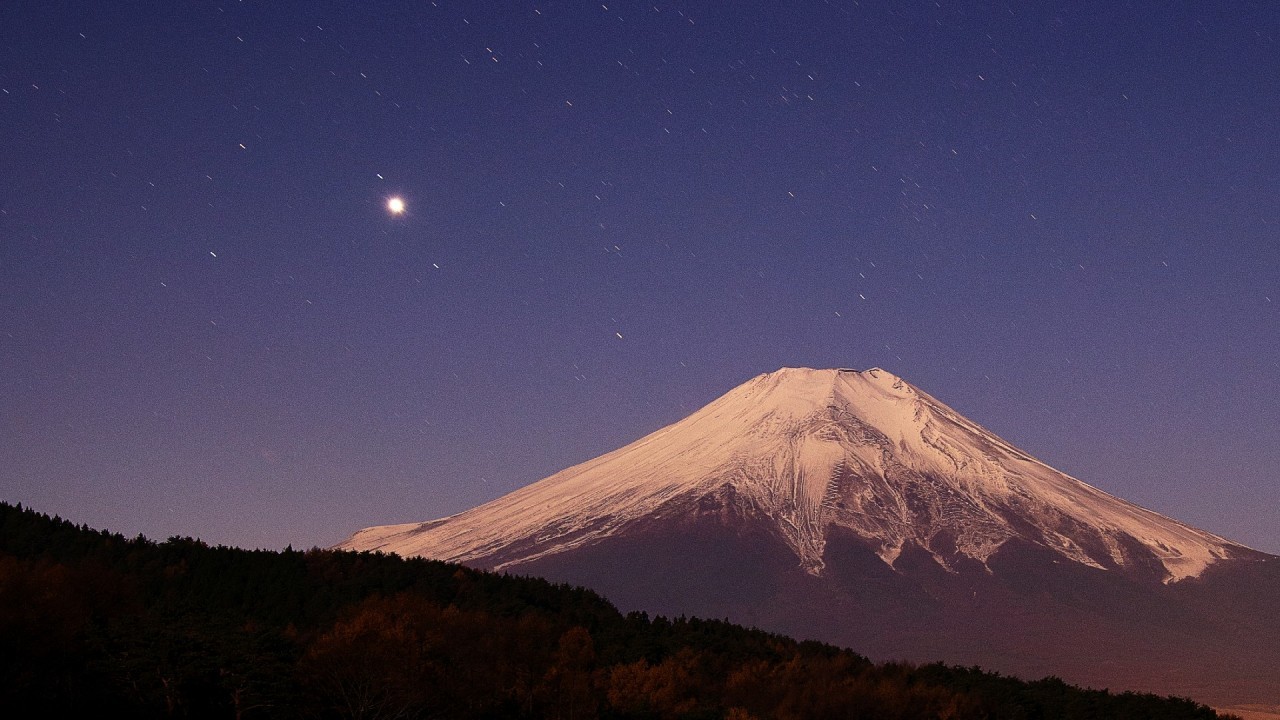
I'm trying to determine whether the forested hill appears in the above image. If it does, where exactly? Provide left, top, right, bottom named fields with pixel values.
left=0, top=502, right=1234, bottom=719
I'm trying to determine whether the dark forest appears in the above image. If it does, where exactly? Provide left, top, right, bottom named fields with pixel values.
left=0, top=502, right=1233, bottom=719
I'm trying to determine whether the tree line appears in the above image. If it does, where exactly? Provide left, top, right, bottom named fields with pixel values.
left=0, top=502, right=1235, bottom=719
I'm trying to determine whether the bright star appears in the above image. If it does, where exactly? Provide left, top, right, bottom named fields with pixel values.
left=387, top=196, right=405, bottom=215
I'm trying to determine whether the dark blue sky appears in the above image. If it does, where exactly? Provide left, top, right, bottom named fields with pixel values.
left=3, top=1, right=1277, bottom=552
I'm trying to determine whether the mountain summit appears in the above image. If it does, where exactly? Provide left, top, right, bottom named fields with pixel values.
left=342, top=367, right=1242, bottom=582
left=341, top=368, right=1279, bottom=706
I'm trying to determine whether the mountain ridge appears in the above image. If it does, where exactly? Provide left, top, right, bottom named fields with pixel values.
left=339, top=367, right=1280, bottom=705
left=341, top=366, right=1248, bottom=582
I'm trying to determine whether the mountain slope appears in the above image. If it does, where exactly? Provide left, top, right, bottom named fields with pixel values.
left=341, top=367, right=1280, bottom=706
left=343, top=367, right=1246, bottom=581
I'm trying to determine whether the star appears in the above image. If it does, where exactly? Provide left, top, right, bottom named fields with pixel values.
left=387, top=196, right=405, bottom=215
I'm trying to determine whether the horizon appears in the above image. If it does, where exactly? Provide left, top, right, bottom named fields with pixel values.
left=3, top=1, right=1278, bottom=555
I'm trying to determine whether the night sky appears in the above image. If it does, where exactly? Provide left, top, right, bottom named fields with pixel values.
left=3, top=1, right=1278, bottom=554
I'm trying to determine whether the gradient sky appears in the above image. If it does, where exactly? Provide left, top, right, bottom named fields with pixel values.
left=3, top=1, right=1277, bottom=553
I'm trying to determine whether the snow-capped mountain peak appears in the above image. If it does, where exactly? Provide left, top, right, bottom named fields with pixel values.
left=340, top=367, right=1243, bottom=582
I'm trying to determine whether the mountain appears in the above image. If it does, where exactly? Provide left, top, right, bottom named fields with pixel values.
left=341, top=367, right=1280, bottom=706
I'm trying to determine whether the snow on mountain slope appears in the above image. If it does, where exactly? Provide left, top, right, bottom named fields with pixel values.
left=340, top=367, right=1244, bottom=582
